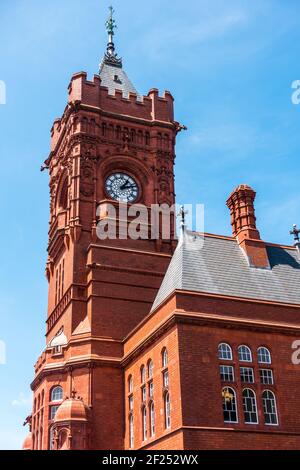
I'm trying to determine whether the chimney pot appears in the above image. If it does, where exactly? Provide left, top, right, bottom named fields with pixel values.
left=226, top=185, right=270, bottom=269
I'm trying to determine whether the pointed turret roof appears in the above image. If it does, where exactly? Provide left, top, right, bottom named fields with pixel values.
left=99, top=7, right=139, bottom=98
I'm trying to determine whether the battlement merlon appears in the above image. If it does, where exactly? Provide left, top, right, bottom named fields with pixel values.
left=49, top=72, right=176, bottom=155
left=67, top=72, right=175, bottom=122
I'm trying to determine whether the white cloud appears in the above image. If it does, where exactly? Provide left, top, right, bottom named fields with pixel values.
left=11, top=393, right=32, bottom=408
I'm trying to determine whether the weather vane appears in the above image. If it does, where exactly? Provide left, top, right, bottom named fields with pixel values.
left=105, top=6, right=117, bottom=37
left=102, top=6, right=122, bottom=68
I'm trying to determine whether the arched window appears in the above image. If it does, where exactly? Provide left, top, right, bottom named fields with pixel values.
left=148, top=360, right=153, bottom=379
left=128, top=375, right=133, bottom=394
left=129, top=415, right=134, bottom=449
left=162, top=348, right=168, bottom=368
left=258, top=347, right=272, bottom=365
left=140, top=365, right=146, bottom=384
left=164, top=392, right=171, bottom=429
left=243, top=389, right=258, bottom=424
left=51, top=386, right=63, bottom=403
left=150, top=402, right=155, bottom=437
left=218, top=343, right=233, bottom=361
left=142, top=406, right=147, bottom=441
left=262, top=390, right=278, bottom=425
left=222, top=387, right=238, bottom=423
left=58, top=178, right=68, bottom=210
left=238, top=345, right=252, bottom=362
left=145, top=132, right=150, bottom=146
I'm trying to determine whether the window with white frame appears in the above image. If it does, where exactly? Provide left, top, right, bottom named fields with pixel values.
left=50, top=405, right=59, bottom=421
left=218, top=343, right=233, bottom=361
left=149, top=380, right=154, bottom=398
left=259, top=369, right=274, bottom=385
left=162, top=348, right=168, bottom=368
left=238, top=345, right=252, bottom=362
left=129, top=415, right=134, bottom=449
left=262, top=390, right=278, bottom=425
left=141, top=386, right=146, bottom=403
left=164, top=392, right=171, bottom=429
left=222, top=387, right=238, bottom=423
left=129, top=395, right=134, bottom=412
left=240, top=367, right=255, bottom=383
left=150, top=402, right=155, bottom=437
left=243, top=389, right=258, bottom=424
left=51, top=386, right=63, bottom=403
left=141, top=366, right=146, bottom=384
left=258, top=347, right=272, bottom=365
left=148, top=360, right=153, bottom=379
left=220, top=365, right=234, bottom=382
left=142, top=406, right=147, bottom=441
left=163, top=370, right=169, bottom=388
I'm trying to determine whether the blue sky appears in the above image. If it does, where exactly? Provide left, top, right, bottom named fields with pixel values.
left=0, top=0, right=300, bottom=449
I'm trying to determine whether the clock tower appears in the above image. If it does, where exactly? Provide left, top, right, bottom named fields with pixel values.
left=28, top=8, right=183, bottom=450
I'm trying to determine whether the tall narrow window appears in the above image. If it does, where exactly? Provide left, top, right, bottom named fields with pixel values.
left=142, top=406, right=147, bottom=441
left=163, top=370, right=169, bottom=388
left=141, top=366, right=146, bottom=384
left=164, top=392, right=171, bottom=429
left=262, top=390, right=278, bottom=425
left=243, top=389, right=258, bottom=424
left=150, top=402, right=155, bottom=437
left=148, top=360, right=153, bottom=379
left=258, top=347, right=272, bottom=365
left=238, top=345, right=252, bottom=362
left=162, top=348, right=168, bottom=368
left=128, top=375, right=133, bottom=394
left=149, top=380, right=154, bottom=398
left=129, top=415, right=134, bottom=449
left=129, top=395, right=134, bottom=412
left=218, top=343, right=232, bottom=361
left=222, top=387, right=238, bottom=423
left=141, top=386, right=146, bottom=403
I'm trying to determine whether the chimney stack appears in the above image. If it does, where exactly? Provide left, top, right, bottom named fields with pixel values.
left=227, top=185, right=270, bottom=269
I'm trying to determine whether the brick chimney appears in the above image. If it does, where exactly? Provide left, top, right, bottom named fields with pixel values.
left=226, top=185, right=270, bottom=269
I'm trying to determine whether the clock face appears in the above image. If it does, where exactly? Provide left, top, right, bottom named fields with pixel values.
left=105, top=172, right=139, bottom=203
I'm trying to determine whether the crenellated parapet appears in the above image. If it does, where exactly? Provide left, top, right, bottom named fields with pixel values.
left=67, top=72, right=174, bottom=123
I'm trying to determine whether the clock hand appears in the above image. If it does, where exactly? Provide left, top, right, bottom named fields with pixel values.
left=120, top=181, right=135, bottom=190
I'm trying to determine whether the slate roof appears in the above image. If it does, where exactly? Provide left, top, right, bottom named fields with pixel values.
left=151, top=231, right=300, bottom=311
left=99, top=62, right=140, bottom=99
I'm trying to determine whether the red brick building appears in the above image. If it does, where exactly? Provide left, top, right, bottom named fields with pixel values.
left=23, top=9, right=300, bottom=451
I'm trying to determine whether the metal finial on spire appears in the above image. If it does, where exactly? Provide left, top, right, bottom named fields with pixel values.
left=102, top=6, right=122, bottom=69
left=290, top=224, right=300, bottom=251
left=177, top=205, right=188, bottom=235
